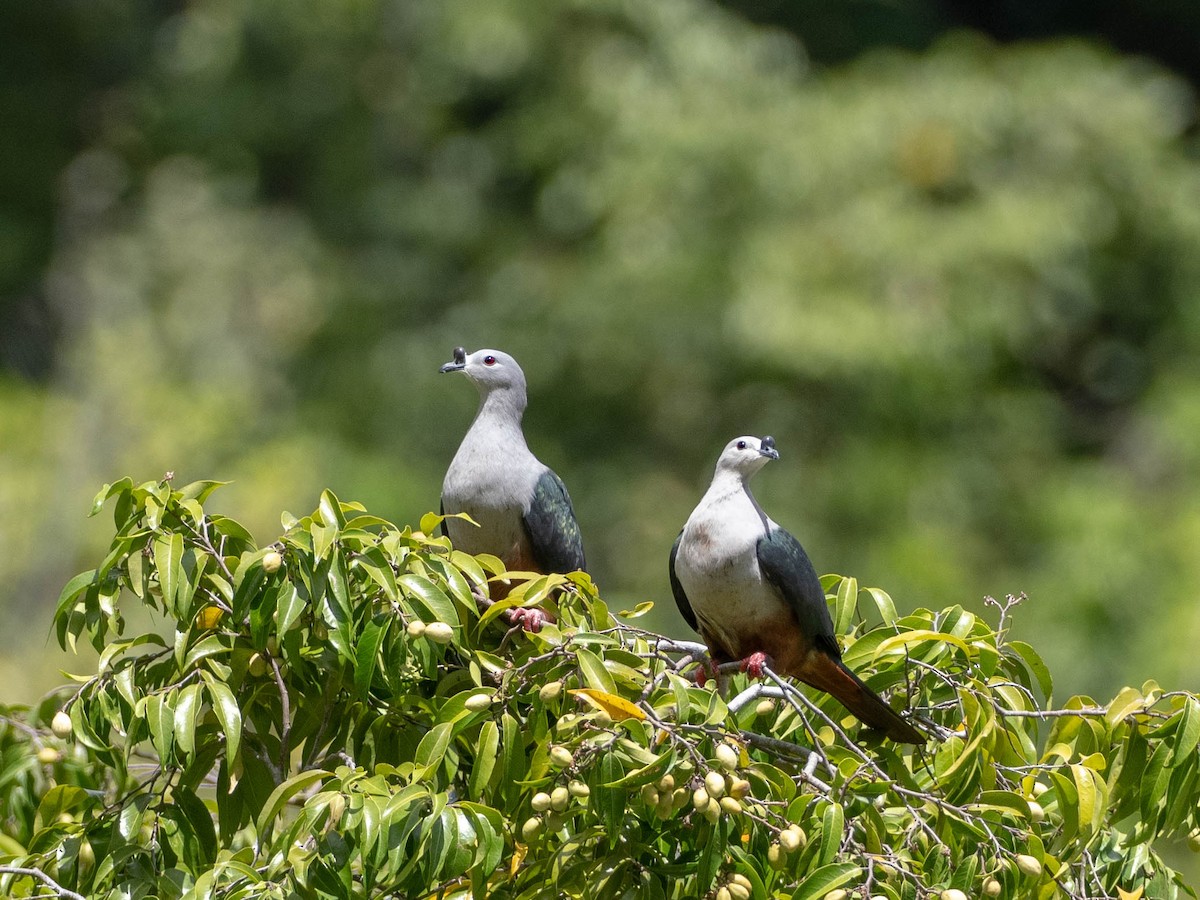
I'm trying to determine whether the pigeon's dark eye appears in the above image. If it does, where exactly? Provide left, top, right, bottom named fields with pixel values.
left=483, top=355, right=497, bottom=366
left=736, top=440, right=747, bottom=450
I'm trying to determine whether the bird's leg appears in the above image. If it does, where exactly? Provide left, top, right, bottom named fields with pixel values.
left=694, top=656, right=721, bottom=688
left=739, top=651, right=774, bottom=680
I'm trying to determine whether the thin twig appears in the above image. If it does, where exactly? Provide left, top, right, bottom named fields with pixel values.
left=0, top=865, right=88, bottom=900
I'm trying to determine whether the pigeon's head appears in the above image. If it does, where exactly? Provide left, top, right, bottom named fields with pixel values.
left=439, top=347, right=527, bottom=394
left=715, top=435, right=780, bottom=478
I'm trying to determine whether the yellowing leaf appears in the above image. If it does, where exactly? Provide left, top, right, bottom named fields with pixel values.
left=568, top=688, right=646, bottom=722
left=510, top=842, right=528, bottom=877
left=1117, top=887, right=1144, bottom=900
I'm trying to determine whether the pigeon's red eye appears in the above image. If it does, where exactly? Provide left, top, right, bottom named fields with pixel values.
left=736, top=440, right=747, bottom=450
left=484, top=355, right=497, bottom=366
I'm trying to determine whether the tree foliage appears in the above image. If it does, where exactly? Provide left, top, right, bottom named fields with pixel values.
left=0, top=478, right=1195, bottom=898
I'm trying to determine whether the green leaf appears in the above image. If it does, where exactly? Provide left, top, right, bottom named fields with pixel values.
left=53, top=569, right=96, bottom=648
left=863, top=587, right=897, bottom=625
left=575, top=647, right=617, bottom=694
left=400, top=574, right=461, bottom=627
left=833, top=575, right=857, bottom=635
left=256, top=769, right=333, bottom=836
left=1173, top=697, right=1200, bottom=764
left=355, top=617, right=389, bottom=699
left=1008, top=640, right=1054, bottom=701
left=203, top=673, right=243, bottom=765
left=173, top=682, right=203, bottom=758
left=414, top=722, right=454, bottom=780
left=818, top=802, right=845, bottom=867
left=145, top=690, right=176, bottom=762
left=467, top=720, right=499, bottom=800
left=154, top=532, right=185, bottom=614
left=791, top=863, right=862, bottom=900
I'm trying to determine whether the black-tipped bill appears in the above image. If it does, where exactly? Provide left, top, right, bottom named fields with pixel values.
left=439, top=346, right=468, bottom=373
left=759, top=435, right=780, bottom=460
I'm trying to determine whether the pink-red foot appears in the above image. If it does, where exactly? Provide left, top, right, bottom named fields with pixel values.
left=694, top=657, right=720, bottom=687
left=739, top=652, right=770, bottom=679
left=509, top=607, right=546, bottom=633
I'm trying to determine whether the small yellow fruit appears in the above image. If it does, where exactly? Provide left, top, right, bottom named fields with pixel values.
left=538, top=681, right=563, bottom=702
left=1028, top=800, right=1045, bottom=822
left=692, top=787, right=710, bottom=811
left=824, top=891, right=849, bottom=900
left=703, top=798, right=721, bottom=823
left=716, top=887, right=732, bottom=900
left=719, top=796, right=742, bottom=815
left=37, top=746, right=61, bottom=764
left=531, top=792, right=553, bottom=813
left=704, top=770, right=726, bottom=799
left=1015, top=854, right=1042, bottom=878
left=549, top=746, right=575, bottom=769
left=51, top=710, right=73, bottom=739
left=568, top=780, right=590, bottom=799
left=755, top=698, right=776, bottom=717
left=196, top=606, right=224, bottom=629
left=729, top=777, right=751, bottom=800
left=671, top=787, right=689, bottom=809
left=983, top=878, right=1002, bottom=897
left=248, top=653, right=268, bottom=677
left=940, top=890, right=968, bottom=900
left=521, top=816, right=543, bottom=841
left=262, top=551, right=283, bottom=574
left=730, top=873, right=752, bottom=891
left=407, top=620, right=427, bottom=637
left=464, top=693, right=492, bottom=712
left=657, top=773, right=675, bottom=793
left=550, top=786, right=570, bottom=812
left=715, top=743, right=739, bottom=771
left=727, top=881, right=750, bottom=900
left=767, top=842, right=784, bottom=869
left=640, top=783, right=660, bottom=807
left=785, top=824, right=807, bottom=850
left=779, top=828, right=802, bottom=853
left=77, top=838, right=95, bottom=869
left=425, top=621, right=454, bottom=644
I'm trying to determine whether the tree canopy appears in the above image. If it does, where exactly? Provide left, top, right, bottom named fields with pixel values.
left=2, top=479, right=1196, bottom=898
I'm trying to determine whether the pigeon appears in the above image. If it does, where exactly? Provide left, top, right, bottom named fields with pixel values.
left=670, top=435, right=923, bottom=743
left=439, top=347, right=586, bottom=628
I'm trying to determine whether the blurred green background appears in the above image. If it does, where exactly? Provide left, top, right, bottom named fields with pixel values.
left=3, top=0, right=1200, bottom=705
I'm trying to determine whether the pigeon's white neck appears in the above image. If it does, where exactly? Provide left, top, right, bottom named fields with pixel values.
left=703, top=467, right=756, bottom=505
left=471, top=385, right=528, bottom=441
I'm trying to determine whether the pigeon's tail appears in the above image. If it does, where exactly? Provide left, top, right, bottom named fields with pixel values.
left=799, top=652, right=926, bottom=744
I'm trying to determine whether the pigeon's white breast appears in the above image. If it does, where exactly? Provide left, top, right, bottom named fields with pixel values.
left=442, top=427, right=541, bottom=560
left=673, top=489, right=783, bottom=656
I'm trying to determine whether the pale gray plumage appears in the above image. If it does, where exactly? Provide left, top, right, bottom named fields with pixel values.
left=439, top=347, right=585, bottom=576
left=671, top=435, right=923, bottom=743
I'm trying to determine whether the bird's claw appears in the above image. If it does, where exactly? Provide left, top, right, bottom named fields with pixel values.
left=509, top=607, right=545, bottom=633
left=694, top=657, right=720, bottom=688
left=739, top=652, right=770, bottom=680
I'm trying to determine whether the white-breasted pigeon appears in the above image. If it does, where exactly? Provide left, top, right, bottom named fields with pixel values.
left=670, top=435, right=924, bottom=743
left=439, top=348, right=586, bottom=621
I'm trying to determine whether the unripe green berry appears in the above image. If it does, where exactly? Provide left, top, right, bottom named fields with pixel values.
left=549, top=746, right=574, bottom=768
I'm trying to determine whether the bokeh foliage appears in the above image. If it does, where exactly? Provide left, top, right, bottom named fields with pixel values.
left=4, top=480, right=1198, bottom=898
left=2, top=0, right=1200, bottom=706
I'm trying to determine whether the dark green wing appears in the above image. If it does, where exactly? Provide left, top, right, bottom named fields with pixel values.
left=668, top=530, right=698, bottom=632
left=756, top=526, right=840, bottom=659
left=523, top=469, right=586, bottom=574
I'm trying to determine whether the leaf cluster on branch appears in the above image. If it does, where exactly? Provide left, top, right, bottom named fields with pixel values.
left=0, top=478, right=1195, bottom=898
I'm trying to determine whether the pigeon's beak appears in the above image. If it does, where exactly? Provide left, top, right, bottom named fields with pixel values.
left=439, top=346, right=468, bottom=374
left=759, top=435, right=780, bottom=460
